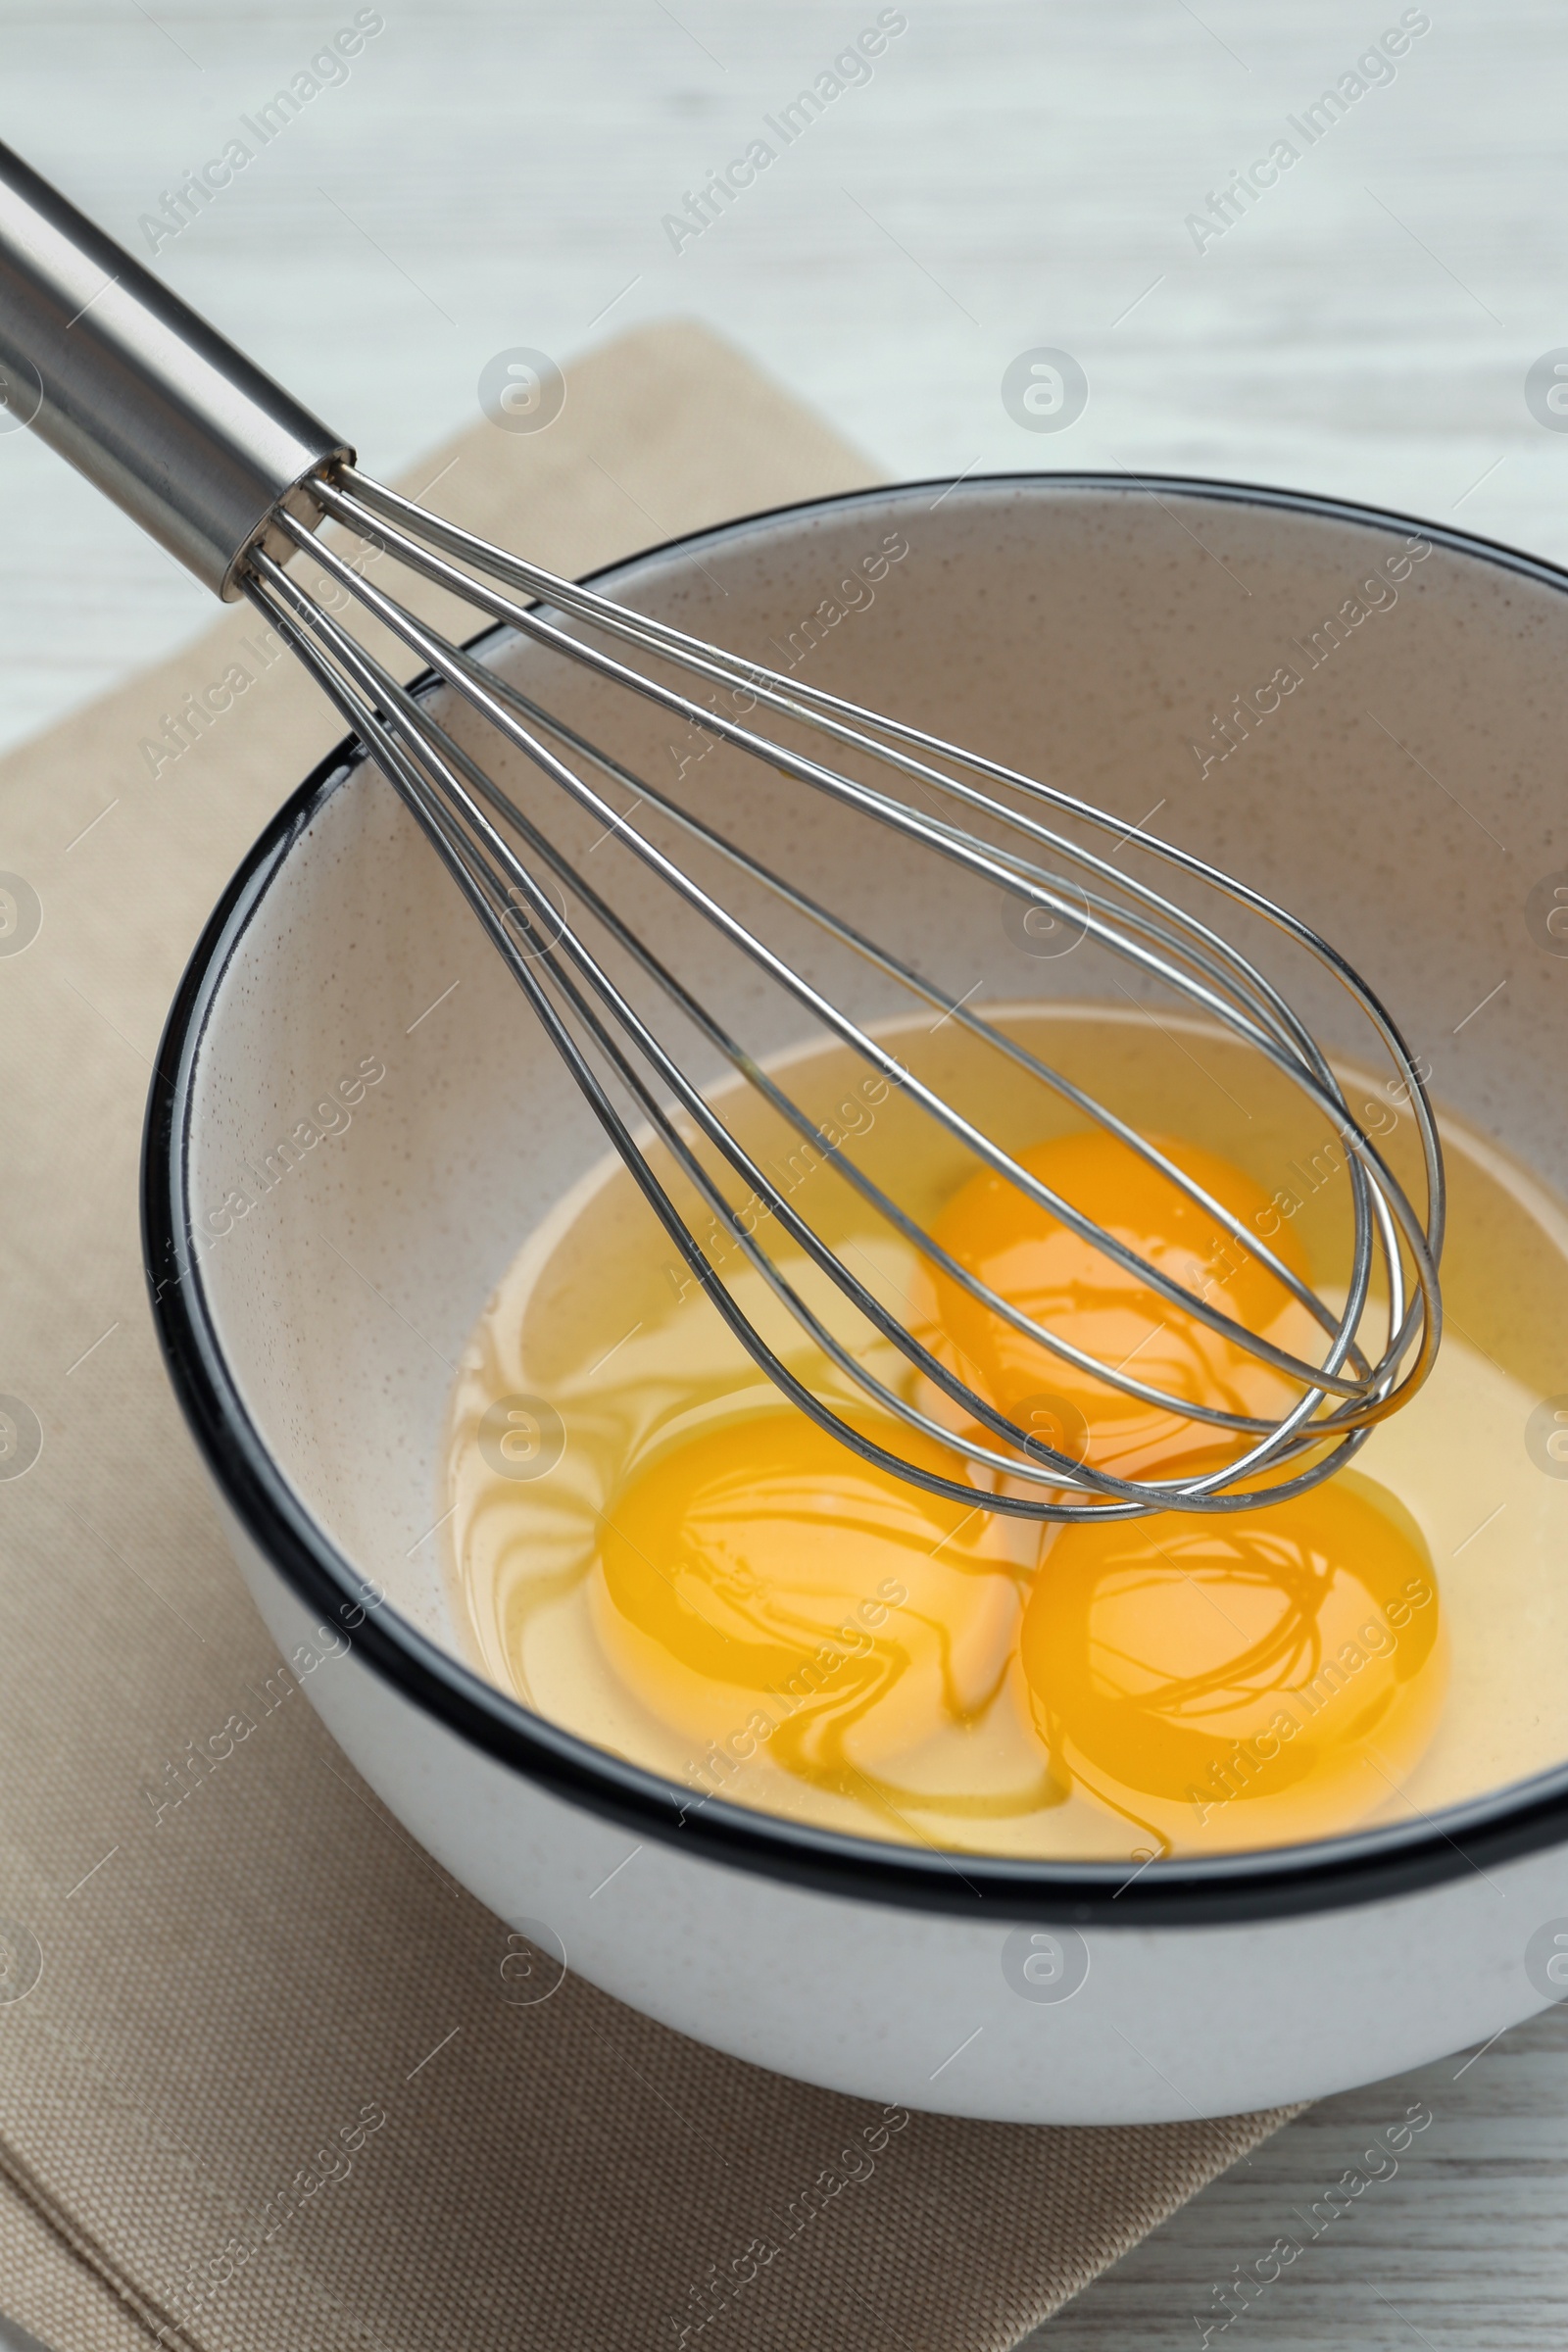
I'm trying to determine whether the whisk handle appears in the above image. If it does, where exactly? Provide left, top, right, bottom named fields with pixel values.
left=0, top=139, right=350, bottom=598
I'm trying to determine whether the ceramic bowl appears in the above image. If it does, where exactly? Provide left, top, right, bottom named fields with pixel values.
left=144, top=473, right=1568, bottom=2123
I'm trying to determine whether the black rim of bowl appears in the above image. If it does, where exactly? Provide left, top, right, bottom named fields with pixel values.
left=143, top=467, right=1568, bottom=1928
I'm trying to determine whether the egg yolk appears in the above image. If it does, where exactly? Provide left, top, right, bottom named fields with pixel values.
left=1019, top=1473, right=1447, bottom=1852
left=593, top=1411, right=1023, bottom=1794
left=929, top=1127, right=1316, bottom=1481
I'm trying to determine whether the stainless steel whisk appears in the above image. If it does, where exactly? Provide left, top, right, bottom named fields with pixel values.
left=0, top=140, right=1443, bottom=1522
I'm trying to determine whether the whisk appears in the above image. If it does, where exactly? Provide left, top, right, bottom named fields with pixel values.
left=0, top=139, right=1443, bottom=1523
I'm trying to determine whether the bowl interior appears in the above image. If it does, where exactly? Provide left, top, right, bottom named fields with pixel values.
left=175, top=474, right=1568, bottom=1836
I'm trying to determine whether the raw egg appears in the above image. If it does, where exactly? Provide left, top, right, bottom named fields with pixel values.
left=928, top=1127, right=1316, bottom=1481
left=450, top=1010, right=1559, bottom=1860
left=592, top=1408, right=1025, bottom=1794
left=1019, top=1472, right=1447, bottom=1852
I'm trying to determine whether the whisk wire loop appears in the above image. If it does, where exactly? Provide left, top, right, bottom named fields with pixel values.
left=238, top=466, right=1444, bottom=1521
left=248, top=554, right=1355, bottom=1518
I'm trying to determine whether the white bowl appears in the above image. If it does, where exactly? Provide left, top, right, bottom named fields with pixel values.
left=144, top=473, right=1568, bottom=2123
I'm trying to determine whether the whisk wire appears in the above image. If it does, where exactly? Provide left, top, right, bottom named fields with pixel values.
left=275, top=508, right=1400, bottom=1383
left=325, top=466, right=1445, bottom=1252
left=237, top=465, right=1444, bottom=1519
left=397, top=634, right=1396, bottom=1434
left=248, top=550, right=1375, bottom=1518
left=249, top=553, right=1157, bottom=1510
left=273, top=512, right=1385, bottom=1406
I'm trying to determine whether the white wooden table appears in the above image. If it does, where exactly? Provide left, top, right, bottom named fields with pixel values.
left=1030, top=1999, right=1568, bottom=2348
left=4, top=0, right=1567, bottom=755
left=2, top=4, right=1565, bottom=2340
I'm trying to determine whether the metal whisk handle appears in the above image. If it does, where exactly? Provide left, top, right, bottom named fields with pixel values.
left=0, top=138, right=349, bottom=597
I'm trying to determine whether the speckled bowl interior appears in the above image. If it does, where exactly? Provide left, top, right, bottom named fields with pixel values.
left=179, top=475, right=1564, bottom=1683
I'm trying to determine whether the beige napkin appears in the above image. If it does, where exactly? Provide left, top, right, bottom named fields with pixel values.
left=0, top=320, right=1291, bottom=2352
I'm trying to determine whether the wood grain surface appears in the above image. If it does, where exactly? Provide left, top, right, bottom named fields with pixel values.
left=1031, top=1999, right=1568, bottom=2350
left=1, top=0, right=1564, bottom=752
left=1, top=7, right=1564, bottom=2345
